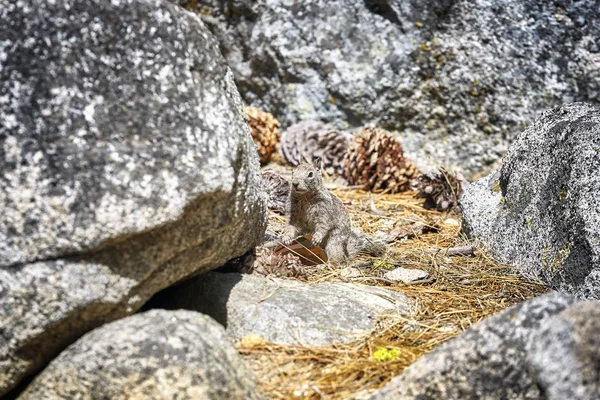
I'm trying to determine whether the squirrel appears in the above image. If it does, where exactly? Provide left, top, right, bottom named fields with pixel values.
left=281, top=158, right=383, bottom=265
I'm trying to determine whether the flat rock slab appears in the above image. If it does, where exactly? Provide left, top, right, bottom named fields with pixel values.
left=19, top=310, right=262, bottom=400
left=460, top=103, right=600, bottom=299
left=0, top=0, right=266, bottom=395
left=384, top=267, right=429, bottom=284
left=370, top=292, right=600, bottom=400
left=149, top=272, right=414, bottom=346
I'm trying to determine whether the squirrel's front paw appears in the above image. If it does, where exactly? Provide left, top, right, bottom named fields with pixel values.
left=281, top=226, right=297, bottom=246
left=311, top=232, right=324, bottom=246
left=281, top=235, right=292, bottom=246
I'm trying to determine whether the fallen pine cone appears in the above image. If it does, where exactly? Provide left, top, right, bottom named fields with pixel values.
left=279, top=120, right=352, bottom=175
left=246, top=106, right=281, bottom=164
left=343, top=127, right=418, bottom=193
left=261, top=169, right=290, bottom=214
left=251, top=246, right=307, bottom=278
left=413, top=168, right=466, bottom=211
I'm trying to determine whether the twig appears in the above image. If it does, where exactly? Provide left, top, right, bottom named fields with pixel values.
left=258, top=286, right=282, bottom=303
left=369, top=193, right=385, bottom=216
left=346, top=276, right=397, bottom=285
left=425, top=245, right=475, bottom=256
left=327, top=184, right=366, bottom=191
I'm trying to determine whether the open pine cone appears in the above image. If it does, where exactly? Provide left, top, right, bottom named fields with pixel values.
left=413, top=168, right=466, bottom=211
left=251, top=247, right=306, bottom=278
left=261, top=169, right=290, bottom=214
left=343, top=127, right=418, bottom=193
left=279, top=120, right=351, bottom=175
left=246, top=106, right=280, bottom=164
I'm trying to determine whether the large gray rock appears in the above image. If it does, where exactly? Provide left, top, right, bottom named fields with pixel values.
left=370, top=292, right=600, bottom=400
left=180, top=0, right=599, bottom=175
left=19, top=310, right=263, bottom=400
left=0, top=0, right=266, bottom=395
left=460, top=103, right=600, bottom=299
left=527, top=301, right=600, bottom=400
left=149, top=272, right=414, bottom=346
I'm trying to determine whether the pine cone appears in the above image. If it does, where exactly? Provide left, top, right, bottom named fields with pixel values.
left=279, top=120, right=351, bottom=175
left=343, top=127, right=418, bottom=193
left=251, top=247, right=306, bottom=278
left=413, top=168, right=466, bottom=211
left=261, top=169, right=290, bottom=214
left=246, top=106, right=281, bottom=164
left=279, top=120, right=324, bottom=166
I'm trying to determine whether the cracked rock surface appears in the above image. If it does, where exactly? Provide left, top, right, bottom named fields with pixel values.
left=0, top=0, right=266, bottom=395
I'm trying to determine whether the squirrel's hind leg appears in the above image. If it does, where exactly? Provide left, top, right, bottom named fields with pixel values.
left=323, top=236, right=350, bottom=266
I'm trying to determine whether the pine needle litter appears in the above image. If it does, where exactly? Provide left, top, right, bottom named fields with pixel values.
left=241, top=172, right=547, bottom=400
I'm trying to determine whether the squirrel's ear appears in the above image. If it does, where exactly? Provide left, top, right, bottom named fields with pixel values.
left=313, top=157, right=323, bottom=171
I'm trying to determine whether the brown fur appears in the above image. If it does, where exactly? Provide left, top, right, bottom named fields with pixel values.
left=282, top=159, right=382, bottom=265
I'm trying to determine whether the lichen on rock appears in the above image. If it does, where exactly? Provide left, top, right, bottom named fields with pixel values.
left=460, top=103, right=600, bottom=299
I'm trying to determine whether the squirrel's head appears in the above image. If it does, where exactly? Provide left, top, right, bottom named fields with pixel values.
left=291, top=158, right=323, bottom=194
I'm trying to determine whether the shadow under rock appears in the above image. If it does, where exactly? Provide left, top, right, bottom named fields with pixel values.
left=142, top=256, right=251, bottom=328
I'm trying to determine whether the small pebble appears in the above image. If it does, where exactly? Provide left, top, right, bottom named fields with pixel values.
left=384, top=267, right=429, bottom=284
left=444, top=218, right=460, bottom=226
left=339, top=267, right=362, bottom=278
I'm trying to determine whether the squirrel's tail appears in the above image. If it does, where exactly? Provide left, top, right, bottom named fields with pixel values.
left=349, top=229, right=386, bottom=258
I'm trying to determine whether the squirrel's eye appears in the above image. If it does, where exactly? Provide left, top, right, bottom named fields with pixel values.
left=308, top=172, right=314, bottom=178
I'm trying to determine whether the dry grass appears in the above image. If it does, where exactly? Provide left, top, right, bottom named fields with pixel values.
left=239, top=177, right=547, bottom=399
